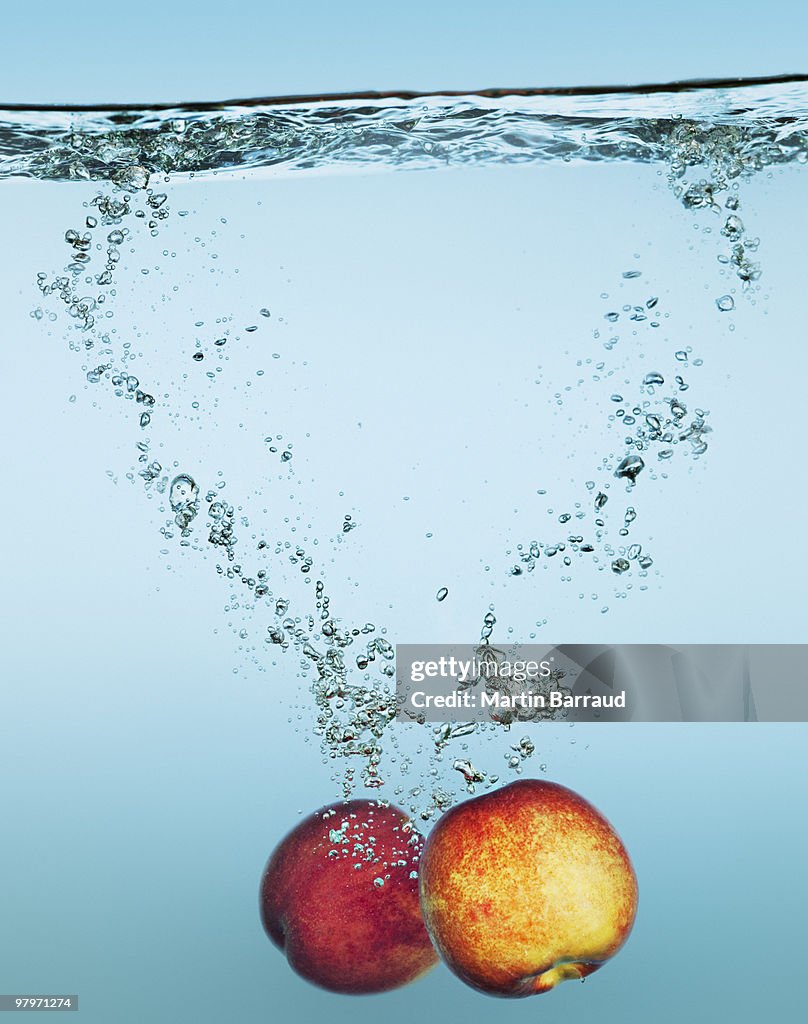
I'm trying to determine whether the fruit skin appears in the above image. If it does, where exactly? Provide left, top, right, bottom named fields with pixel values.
left=419, top=779, right=638, bottom=997
left=260, top=799, right=438, bottom=994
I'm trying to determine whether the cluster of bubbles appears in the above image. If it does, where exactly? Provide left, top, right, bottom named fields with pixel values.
left=25, top=87, right=799, bottom=817
left=501, top=274, right=713, bottom=619
left=666, top=121, right=764, bottom=294
left=34, top=172, right=163, bottom=430
left=317, top=801, right=424, bottom=885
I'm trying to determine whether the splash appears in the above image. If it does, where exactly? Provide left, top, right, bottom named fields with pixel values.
left=12, top=75, right=806, bottom=816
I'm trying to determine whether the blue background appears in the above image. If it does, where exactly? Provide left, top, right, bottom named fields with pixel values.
left=1, top=3, right=807, bottom=1022
left=0, top=0, right=807, bottom=104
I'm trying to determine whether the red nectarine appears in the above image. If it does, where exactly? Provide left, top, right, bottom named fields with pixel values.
left=260, top=799, right=438, bottom=994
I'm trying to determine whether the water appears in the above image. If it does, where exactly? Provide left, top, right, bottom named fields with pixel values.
left=1, top=76, right=806, bottom=1021
left=3, top=75, right=808, bottom=181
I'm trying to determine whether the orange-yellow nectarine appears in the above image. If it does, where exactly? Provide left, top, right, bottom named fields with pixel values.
left=419, top=779, right=638, bottom=997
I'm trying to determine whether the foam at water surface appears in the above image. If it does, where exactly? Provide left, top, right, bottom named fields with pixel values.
left=2, top=75, right=808, bottom=182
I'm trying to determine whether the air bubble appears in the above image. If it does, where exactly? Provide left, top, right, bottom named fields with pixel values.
left=169, top=474, right=199, bottom=512
left=615, top=455, right=645, bottom=483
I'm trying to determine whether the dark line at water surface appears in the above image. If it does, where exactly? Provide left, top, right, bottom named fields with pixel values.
left=2, top=73, right=807, bottom=113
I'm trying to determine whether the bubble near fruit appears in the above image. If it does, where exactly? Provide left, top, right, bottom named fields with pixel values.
left=418, top=779, right=638, bottom=997
left=260, top=799, right=438, bottom=994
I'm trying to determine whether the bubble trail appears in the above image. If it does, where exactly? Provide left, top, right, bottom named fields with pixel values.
left=20, top=75, right=805, bottom=815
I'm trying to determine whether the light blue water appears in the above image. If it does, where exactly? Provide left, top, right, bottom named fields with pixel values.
left=1, top=82, right=807, bottom=1021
